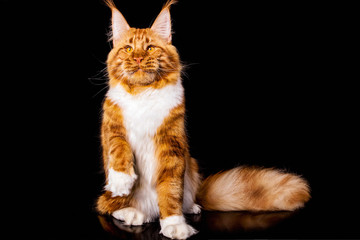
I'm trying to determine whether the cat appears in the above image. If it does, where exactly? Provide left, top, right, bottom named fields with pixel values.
left=96, top=0, right=311, bottom=239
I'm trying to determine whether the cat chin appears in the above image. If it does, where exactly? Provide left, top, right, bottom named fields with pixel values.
left=127, top=71, right=156, bottom=86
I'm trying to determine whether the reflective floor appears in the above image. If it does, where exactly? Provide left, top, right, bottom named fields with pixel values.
left=53, top=192, right=358, bottom=240
left=97, top=210, right=295, bottom=240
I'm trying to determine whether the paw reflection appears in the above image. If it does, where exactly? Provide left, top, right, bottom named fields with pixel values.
left=98, top=215, right=162, bottom=239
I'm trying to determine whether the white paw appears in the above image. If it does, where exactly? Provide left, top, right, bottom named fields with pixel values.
left=160, top=215, right=198, bottom=239
left=112, top=207, right=145, bottom=226
left=161, top=223, right=197, bottom=239
left=105, top=168, right=137, bottom=197
left=188, top=204, right=201, bottom=214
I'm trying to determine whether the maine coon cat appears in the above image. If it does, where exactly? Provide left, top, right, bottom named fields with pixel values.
left=96, top=1, right=310, bottom=239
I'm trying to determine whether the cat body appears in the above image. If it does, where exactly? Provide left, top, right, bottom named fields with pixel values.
left=97, top=1, right=310, bottom=239
left=104, top=76, right=199, bottom=221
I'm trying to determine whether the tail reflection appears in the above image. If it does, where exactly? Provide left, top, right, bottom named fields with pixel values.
left=201, top=211, right=294, bottom=232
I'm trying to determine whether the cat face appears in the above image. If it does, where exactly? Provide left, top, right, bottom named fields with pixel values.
left=105, top=0, right=180, bottom=88
left=107, top=28, right=180, bottom=87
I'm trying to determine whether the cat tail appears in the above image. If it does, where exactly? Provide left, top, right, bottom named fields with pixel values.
left=196, top=166, right=310, bottom=211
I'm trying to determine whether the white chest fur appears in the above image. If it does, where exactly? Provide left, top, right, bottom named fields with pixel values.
left=106, top=79, right=184, bottom=220
left=107, top=79, right=183, bottom=139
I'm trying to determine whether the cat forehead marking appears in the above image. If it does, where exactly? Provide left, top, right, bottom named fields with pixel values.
left=126, top=28, right=152, bottom=44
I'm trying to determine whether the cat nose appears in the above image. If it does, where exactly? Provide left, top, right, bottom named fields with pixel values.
left=134, top=57, right=144, bottom=64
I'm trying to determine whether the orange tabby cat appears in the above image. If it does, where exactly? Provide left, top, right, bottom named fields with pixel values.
left=96, top=1, right=310, bottom=239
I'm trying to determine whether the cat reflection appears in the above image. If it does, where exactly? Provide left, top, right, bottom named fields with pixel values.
left=98, top=215, right=163, bottom=240
left=98, top=210, right=293, bottom=239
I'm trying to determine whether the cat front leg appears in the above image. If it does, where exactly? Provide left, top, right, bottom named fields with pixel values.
left=102, top=100, right=137, bottom=197
left=104, top=133, right=137, bottom=197
left=154, top=106, right=198, bottom=239
left=104, top=131, right=137, bottom=197
left=156, top=159, right=198, bottom=239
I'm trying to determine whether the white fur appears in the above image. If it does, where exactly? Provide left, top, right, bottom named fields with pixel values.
left=160, top=215, right=198, bottom=239
left=105, top=168, right=137, bottom=197
left=160, top=215, right=185, bottom=227
left=185, top=204, right=201, bottom=214
left=107, top=79, right=184, bottom=221
left=112, top=207, right=147, bottom=226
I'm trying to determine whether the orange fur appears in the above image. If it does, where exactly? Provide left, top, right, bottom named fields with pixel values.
left=154, top=103, right=189, bottom=218
left=101, top=99, right=134, bottom=176
left=197, top=167, right=310, bottom=211
left=97, top=190, right=135, bottom=215
left=103, top=0, right=117, bottom=9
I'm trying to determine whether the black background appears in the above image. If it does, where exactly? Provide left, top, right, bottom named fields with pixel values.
left=1, top=0, right=358, bottom=239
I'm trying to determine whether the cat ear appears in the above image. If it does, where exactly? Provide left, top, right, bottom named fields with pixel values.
left=105, top=0, right=130, bottom=46
left=151, top=0, right=176, bottom=43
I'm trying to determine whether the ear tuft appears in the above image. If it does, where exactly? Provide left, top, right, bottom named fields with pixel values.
left=151, top=0, right=177, bottom=43
left=104, top=0, right=130, bottom=46
left=103, top=0, right=117, bottom=9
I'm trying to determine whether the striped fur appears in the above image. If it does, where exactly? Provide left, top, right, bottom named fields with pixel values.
left=96, top=1, right=310, bottom=239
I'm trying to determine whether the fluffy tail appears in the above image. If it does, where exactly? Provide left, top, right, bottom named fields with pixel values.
left=196, top=166, right=310, bottom=211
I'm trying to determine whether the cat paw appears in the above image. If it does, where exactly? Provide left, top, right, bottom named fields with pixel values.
left=112, top=207, right=145, bottom=226
left=161, top=223, right=197, bottom=239
left=187, top=204, right=201, bottom=214
left=105, top=168, right=137, bottom=197
left=160, top=215, right=198, bottom=239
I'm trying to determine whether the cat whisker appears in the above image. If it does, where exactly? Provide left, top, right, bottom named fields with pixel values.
left=92, top=84, right=109, bottom=98
left=88, top=78, right=108, bottom=86
left=88, top=65, right=109, bottom=86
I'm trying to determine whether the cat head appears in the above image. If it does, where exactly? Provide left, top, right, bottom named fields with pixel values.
left=105, top=0, right=181, bottom=90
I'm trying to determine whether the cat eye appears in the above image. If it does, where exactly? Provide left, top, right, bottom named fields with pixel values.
left=125, top=46, right=133, bottom=53
left=147, top=46, right=155, bottom=52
